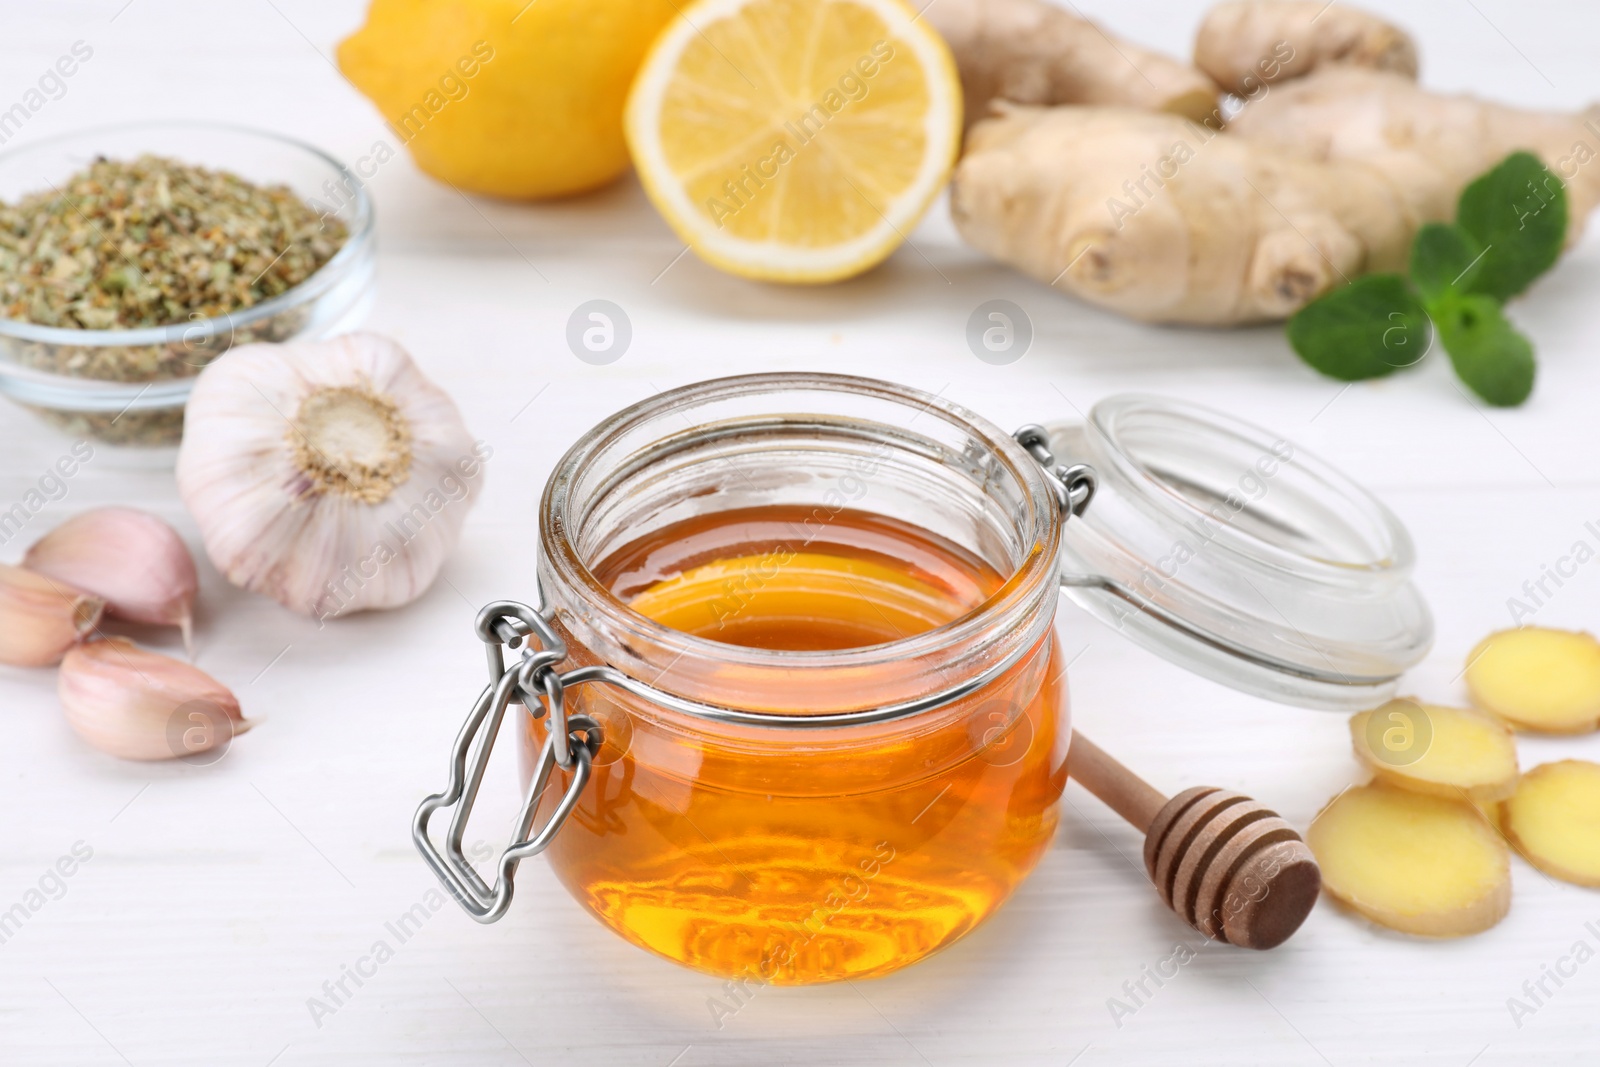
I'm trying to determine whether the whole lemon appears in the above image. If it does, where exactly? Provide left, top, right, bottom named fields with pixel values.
left=338, top=0, right=677, bottom=199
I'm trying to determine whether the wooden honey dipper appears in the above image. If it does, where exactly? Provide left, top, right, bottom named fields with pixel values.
left=1069, top=730, right=1321, bottom=950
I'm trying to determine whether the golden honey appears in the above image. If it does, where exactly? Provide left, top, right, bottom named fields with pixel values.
left=531, top=506, right=1069, bottom=984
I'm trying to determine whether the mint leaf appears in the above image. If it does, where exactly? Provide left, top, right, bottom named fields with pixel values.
left=1287, top=274, right=1432, bottom=381
left=1433, top=292, right=1536, bottom=406
left=1411, top=222, right=1483, bottom=305
left=1457, top=151, right=1567, bottom=301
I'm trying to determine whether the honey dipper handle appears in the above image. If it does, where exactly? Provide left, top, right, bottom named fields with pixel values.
left=1066, top=730, right=1320, bottom=950
left=1067, top=730, right=1168, bottom=832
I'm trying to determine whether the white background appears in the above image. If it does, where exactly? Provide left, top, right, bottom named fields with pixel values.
left=2, top=1, right=1599, bottom=1064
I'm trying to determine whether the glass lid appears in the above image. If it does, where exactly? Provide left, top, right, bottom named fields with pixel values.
left=1045, top=395, right=1433, bottom=710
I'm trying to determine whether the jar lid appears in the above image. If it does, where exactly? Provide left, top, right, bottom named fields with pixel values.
left=1044, top=395, right=1432, bottom=710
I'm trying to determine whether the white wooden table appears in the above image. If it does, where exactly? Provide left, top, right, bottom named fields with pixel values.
left=3, top=1, right=1599, bottom=1063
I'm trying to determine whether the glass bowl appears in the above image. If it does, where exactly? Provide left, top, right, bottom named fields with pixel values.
left=0, top=121, right=376, bottom=445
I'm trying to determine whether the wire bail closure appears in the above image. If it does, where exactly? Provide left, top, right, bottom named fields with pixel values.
left=411, top=601, right=602, bottom=923
left=413, top=427, right=1098, bottom=922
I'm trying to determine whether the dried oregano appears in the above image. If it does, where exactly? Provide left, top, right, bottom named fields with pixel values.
left=0, top=154, right=347, bottom=331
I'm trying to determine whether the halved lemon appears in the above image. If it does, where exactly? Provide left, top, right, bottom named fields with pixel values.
left=626, top=0, right=962, bottom=283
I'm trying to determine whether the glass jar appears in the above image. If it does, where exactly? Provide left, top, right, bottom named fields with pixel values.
left=414, top=373, right=1432, bottom=985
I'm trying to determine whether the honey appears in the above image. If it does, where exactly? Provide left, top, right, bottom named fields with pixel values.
left=604, top=506, right=1001, bottom=649
left=535, top=506, right=1069, bottom=983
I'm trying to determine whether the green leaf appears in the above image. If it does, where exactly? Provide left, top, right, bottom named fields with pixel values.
left=1410, top=222, right=1484, bottom=305
left=1287, top=274, right=1432, bottom=381
left=1433, top=292, right=1536, bottom=406
left=1456, top=151, right=1567, bottom=301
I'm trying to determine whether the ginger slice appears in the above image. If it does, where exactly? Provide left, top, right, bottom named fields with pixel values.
left=1503, top=761, right=1600, bottom=887
left=1475, top=800, right=1506, bottom=837
left=1307, top=784, right=1511, bottom=937
left=1350, top=700, right=1518, bottom=803
left=1465, top=628, right=1600, bottom=733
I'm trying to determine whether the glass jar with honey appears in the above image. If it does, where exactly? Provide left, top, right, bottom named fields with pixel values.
left=414, top=374, right=1431, bottom=984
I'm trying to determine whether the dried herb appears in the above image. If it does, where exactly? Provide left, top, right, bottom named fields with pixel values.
left=0, top=154, right=346, bottom=333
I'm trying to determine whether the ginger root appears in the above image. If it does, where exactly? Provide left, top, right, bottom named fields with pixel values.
left=1225, top=67, right=1600, bottom=247
left=950, top=105, right=1415, bottom=324
left=951, top=73, right=1600, bottom=324
left=946, top=0, right=1600, bottom=324
left=1350, top=700, right=1519, bottom=804
left=1503, top=761, right=1600, bottom=887
left=1307, top=783, right=1511, bottom=937
left=926, top=0, right=1219, bottom=129
left=1465, top=627, right=1600, bottom=734
left=1194, top=0, right=1418, bottom=98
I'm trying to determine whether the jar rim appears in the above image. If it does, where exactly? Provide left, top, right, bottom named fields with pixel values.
left=537, top=372, right=1062, bottom=709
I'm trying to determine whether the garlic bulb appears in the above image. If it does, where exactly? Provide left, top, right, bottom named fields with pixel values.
left=59, top=637, right=246, bottom=761
left=175, top=333, right=485, bottom=619
left=24, top=507, right=198, bottom=649
left=0, top=564, right=104, bottom=667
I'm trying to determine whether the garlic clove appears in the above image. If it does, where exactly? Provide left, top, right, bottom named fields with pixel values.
left=176, top=333, right=485, bottom=620
left=24, top=507, right=199, bottom=651
left=58, top=637, right=248, bottom=761
left=0, top=563, right=105, bottom=667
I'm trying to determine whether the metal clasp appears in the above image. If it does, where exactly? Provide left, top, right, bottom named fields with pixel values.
left=412, top=601, right=601, bottom=923
left=1014, top=424, right=1096, bottom=519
